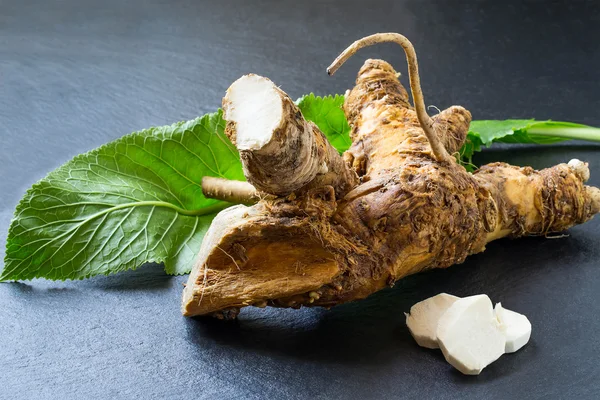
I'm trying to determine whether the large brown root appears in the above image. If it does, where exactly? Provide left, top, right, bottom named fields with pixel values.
left=182, top=34, right=600, bottom=318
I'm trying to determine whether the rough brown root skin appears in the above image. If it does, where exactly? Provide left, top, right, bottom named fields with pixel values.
left=475, top=162, right=600, bottom=238
left=182, top=36, right=600, bottom=318
left=182, top=196, right=369, bottom=316
left=222, top=74, right=358, bottom=197
left=328, top=32, right=452, bottom=163
left=342, top=60, right=471, bottom=178
left=432, top=106, right=472, bottom=155
left=201, top=176, right=262, bottom=205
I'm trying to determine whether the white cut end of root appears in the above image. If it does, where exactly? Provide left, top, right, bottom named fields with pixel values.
left=405, top=293, right=459, bottom=349
left=436, top=295, right=506, bottom=375
left=568, top=159, right=590, bottom=182
left=224, top=75, right=283, bottom=151
left=495, top=303, right=532, bottom=353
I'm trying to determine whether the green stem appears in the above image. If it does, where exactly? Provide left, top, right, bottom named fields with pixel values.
left=527, top=127, right=600, bottom=142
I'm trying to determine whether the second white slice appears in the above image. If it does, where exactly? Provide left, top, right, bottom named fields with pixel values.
left=495, top=303, right=532, bottom=353
left=436, top=294, right=506, bottom=375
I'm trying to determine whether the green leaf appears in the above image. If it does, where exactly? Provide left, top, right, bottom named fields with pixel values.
left=296, top=93, right=352, bottom=153
left=467, top=119, right=600, bottom=146
left=458, top=133, right=483, bottom=167
left=2, top=110, right=244, bottom=281
left=468, top=119, right=537, bottom=146
left=463, top=119, right=600, bottom=167
left=496, top=121, right=600, bottom=144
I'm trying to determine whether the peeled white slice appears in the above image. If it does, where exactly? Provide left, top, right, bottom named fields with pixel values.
left=436, top=295, right=506, bottom=375
left=405, top=293, right=460, bottom=349
left=495, top=303, right=532, bottom=353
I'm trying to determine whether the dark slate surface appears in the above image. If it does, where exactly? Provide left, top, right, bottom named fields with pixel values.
left=1, top=1, right=600, bottom=399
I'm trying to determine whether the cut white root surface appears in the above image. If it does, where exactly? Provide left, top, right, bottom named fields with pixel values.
left=223, top=74, right=282, bottom=150
left=495, top=303, right=532, bottom=353
left=436, top=295, right=506, bottom=375
left=405, top=293, right=459, bottom=349
left=568, top=158, right=590, bottom=182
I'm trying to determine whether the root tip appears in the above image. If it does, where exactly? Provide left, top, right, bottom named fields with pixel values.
left=587, top=186, right=600, bottom=215
left=568, top=159, right=590, bottom=182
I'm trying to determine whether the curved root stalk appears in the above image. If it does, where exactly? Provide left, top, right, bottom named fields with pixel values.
left=182, top=34, right=600, bottom=318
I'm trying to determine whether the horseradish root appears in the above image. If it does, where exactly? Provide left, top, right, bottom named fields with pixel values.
left=182, top=33, right=600, bottom=318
